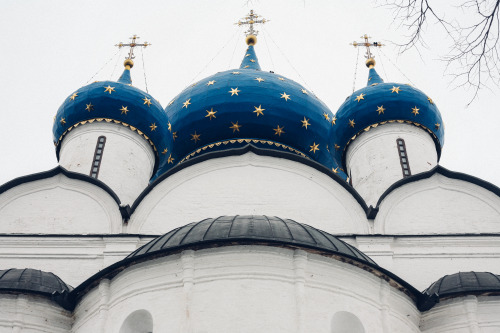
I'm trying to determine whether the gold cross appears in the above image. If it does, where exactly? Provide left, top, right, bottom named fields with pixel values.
left=351, top=34, right=383, bottom=62
left=116, top=35, right=151, bottom=60
left=235, top=10, right=268, bottom=37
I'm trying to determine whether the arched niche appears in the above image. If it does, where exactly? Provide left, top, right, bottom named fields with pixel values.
left=331, top=311, right=365, bottom=333
left=119, top=309, right=153, bottom=333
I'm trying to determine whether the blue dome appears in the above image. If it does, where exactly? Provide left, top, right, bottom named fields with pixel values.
left=53, top=68, right=173, bottom=174
left=331, top=67, right=444, bottom=171
left=161, top=45, right=336, bottom=175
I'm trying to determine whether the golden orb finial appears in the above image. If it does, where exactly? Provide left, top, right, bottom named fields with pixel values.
left=124, top=59, right=134, bottom=70
left=246, top=35, right=257, bottom=46
left=365, top=58, right=376, bottom=68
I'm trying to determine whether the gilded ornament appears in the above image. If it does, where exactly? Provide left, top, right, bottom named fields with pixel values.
left=391, top=86, right=401, bottom=94
left=104, top=86, right=116, bottom=94
left=349, top=119, right=355, bottom=127
left=411, top=106, right=420, bottom=116
left=253, top=105, right=265, bottom=116
left=69, top=92, right=78, bottom=101
left=280, top=92, right=290, bottom=101
left=205, top=108, right=217, bottom=120
left=183, top=99, right=191, bottom=108
left=229, top=87, right=240, bottom=96
left=120, top=106, right=129, bottom=114
left=190, top=131, right=201, bottom=143
left=355, top=93, right=365, bottom=102
left=376, top=105, right=385, bottom=115
left=150, top=123, right=157, bottom=131
left=85, top=103, right=94, bottom=112
left=301, top=117, right=311, bottom=129
left=309, top=142, right=320, bottom=153
left=229, top=121, right=242, bottom=133
left=273, top=125, right=285, bottom=136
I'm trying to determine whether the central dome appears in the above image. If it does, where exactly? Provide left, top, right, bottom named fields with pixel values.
left=162, top=45, right=336, bottom=174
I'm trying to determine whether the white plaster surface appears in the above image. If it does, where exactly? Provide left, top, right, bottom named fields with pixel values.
left=420, top=296, right=500, bottom=332
left=0, top=174, right=122, bottom=234
left=0, top=294, right=71, bottom=333
left=130, top=153, right=368, bottom=235
left=346, top=123, right=438, bottom=206
left=59, top=122, right=155, bottom=205
left=72, top=246, right=420, bottom=333
left=375, top=173, right=500, bottom=234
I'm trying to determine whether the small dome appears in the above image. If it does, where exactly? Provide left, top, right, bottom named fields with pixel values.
left=162, top=45, right=336, bottom=175
left=127, top=215, right=377, bottom=266
left=425, top=271, right=500, bottom=297
left=53, top=68, right=173, bottom=173
left=331, top=67, right=444, bottom=170
left=419, top=272, right=500, bottom=311
left=0, top=268, right=72, bottom=295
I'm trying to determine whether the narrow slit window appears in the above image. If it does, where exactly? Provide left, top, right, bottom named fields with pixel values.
left=396, top=139, right=411, bottom=177
left=90, top=136, right=106, bottom=178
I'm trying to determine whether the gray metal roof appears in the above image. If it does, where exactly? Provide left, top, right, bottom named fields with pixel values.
left=0, top=268, right=72, bottom=295
left=424, top=271, right=500, bottom=297
left=126, top=215, right=376, bottom=265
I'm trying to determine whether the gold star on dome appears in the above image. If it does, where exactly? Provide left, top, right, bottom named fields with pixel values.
left=301, top=117, right=310, bottom=129
left=85, top=103, right=94, bottom=112
left=255, top=77, right=265, bottom=83
left=334, top=144, right=340, bottom=150
left=104, top=86, right=115, bottom=94
left=280, top=92, right=291, bottom=101
left=411, top=106, right=420, bottom=116
left=245, top=54, right=250, bottom=57
left=229, top=121, right=242, bottom=133
left=250, top=59, right=256, bottom=63
left=377, top=105, right=385, bottom=115
left=162, top=148, right=168, bottom=154
left=428, top=97, right=434, bottom=104
left=355, top=93, right=365, bottom=102
left=309, top=142, right=320, bottom=154
left=150, top=123, right=157, bottom=131
left=229, top=87, right=240, bottom=96
left=168, top=154, right=175, bottom=164
left=168, top=99, right=175, bottom=106
left=205, top=108, right=217, bottom=120
left=244, top=65, right=250, bottom=68
left=332, top=167, right=339, bottom=174
left=191, top=131, right=201, bottom=143
left=391, top=86, right=401, bottom=94
left=323, top=113, right=330, bottom=121
left=183, top=99, right=191, bottom=108
left=278, top=77, right=285, bottom=81
left=172, top=132, right=178, bottom=140
left=331, top=116, right=337, bottom=125
left=273, top=125, right=285, bottom=136
left=120, top=106, right=129, bottom=114
left=232, top=71, right=240, bottom=75
left=60, top=118, right=66, bottom=125
left=143, top=97, right=152, bottom=107
left=69, top=92, right=78, bottom=101
left=168, top=122, right=172, bottom=132
left=253, top=105, right=265, bottom=116
left=206, top=80, right=216, bottom=86
left=435, top=123, right=441, bottom=130
left=349, top=119, right=355, bottom=127
left=301, top=89, right=308, bottom=95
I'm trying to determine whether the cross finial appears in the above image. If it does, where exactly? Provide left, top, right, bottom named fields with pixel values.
left=115, top=35, right=151, bottom=69
left=235, top=10, right=269, bottom=45
left=351, top=34, right=383, bottom=68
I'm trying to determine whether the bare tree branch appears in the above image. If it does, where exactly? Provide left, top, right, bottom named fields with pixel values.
left=379, top=0, right=500, bottom=105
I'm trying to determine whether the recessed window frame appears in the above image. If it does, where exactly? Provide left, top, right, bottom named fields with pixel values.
left=396, top=138, right=411, bottom=177
left=90, top=136, right=106, bottom=179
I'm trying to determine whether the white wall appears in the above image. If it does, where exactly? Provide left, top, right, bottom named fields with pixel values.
left=129, top=153, right=369, bottom=235
left=59, top=122, right=155, bottom=205
left=375, top=173, right=500, bottom=234
left=0, top=173, right=122, bottom=234
left=420, top=295, right=500, bottom=332
left=0, top=294, right=71, bottom=333
left=73, top=246, right=420, bottom=333
left=346, top=123, right=438, bottom=206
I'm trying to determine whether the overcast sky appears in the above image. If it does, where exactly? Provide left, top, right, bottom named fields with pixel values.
left=1, top=0, right=499, bottom=187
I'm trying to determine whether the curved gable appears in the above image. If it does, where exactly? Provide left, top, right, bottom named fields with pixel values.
left=129, top=148, right=369, bottom=235
left=375, top=166, right=500, bottom=234
left=0, top=167, right=122, bottom=234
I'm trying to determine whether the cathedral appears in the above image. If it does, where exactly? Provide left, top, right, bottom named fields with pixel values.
left=0, top=10, right=500, bottom=333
